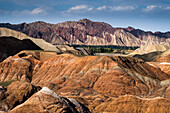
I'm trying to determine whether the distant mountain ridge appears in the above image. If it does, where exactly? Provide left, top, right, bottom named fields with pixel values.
left=0, top=19, right=169, bottom=46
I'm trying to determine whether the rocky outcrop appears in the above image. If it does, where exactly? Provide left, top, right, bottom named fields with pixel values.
left=0, top=51, right=169, bottom=112
left=0, top=19, right=169, bottom=46
left=75, top=48, right=93, bottom=55
left=9, top=87, right=90, bottom=113
left=0, top=56, right=33, bottom=82
left=66, top=94, right=170, bottom=113
left=94, top=95, right=170, bottom=113
left=56, top=45, right=94, bottom=56
left=0, top=82, right=90, bottom=112
left=0, top=81, right=40, bottom=112
left=0, top=86, right=6, bottom=100
left=0, top=51, right=169, bottom=97
left=5, top=81, right=41, bottom=109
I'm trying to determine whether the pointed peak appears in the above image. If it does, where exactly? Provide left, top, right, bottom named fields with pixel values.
left=19, top=22, right=27, bottom=25
left=126, top=26, right=135, bottom=31
left=78, top=18, right=92, bottom=23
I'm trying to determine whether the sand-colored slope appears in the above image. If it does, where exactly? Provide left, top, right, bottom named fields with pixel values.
left=0, top=27, right=61, bottom=52
left=155, top=49, right=170, bottom=63
left=160, top=49, right=170, bottom=57
left=55, top=45, right=75, bottom=51
left=147, top=49, right=170, bottom=75
left=55, top=45, right=93, bottom=56
left=129, top=44, right=170, bottom=55
left=128, top=44, right=170, bottom=61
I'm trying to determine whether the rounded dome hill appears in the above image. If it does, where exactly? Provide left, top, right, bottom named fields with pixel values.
left=130, top=44, right=170, bottom=55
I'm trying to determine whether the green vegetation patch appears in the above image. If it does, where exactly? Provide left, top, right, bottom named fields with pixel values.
left=0, top=80, right=15, bottom=87
left=71, top=45, right=139, bottom=54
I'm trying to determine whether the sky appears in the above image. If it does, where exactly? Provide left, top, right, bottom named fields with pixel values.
left=0, top=0, right=170, bottom=32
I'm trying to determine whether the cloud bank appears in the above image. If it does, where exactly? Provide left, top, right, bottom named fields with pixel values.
left=97, top=5, right=106, bottom=10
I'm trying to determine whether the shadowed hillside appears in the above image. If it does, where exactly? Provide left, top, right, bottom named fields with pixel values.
left=0, top=36, right=42, bottom=62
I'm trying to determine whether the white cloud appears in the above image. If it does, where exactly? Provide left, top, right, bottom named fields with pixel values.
left=30, top=7, right=45, bottom=15
left=67, top=5, right=93, bottom=12
left=68, top=5, right=88, bottom=11
left=165, top=6, right=170, bottom=10
left=110, top=6, right=135, bottom=11
left=12, top=7, right=47, bottom=15
left=143, top=5, right=161, bottom=12
left=88, top=8, right=93, bottom=11
left=97, top=5, right=106, bottom=10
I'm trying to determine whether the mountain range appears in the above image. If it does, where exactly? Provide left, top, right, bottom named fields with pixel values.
left=0, top=19, right=170, bottom=112
left=0, top=19, right=169, bottom=46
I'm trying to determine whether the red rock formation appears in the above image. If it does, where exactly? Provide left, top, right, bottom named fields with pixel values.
left=94, top=95, right=170, bottom=113
left=0, top=19, right=169, bottom=46
left=0, top=51, right=169, bottom=97
left=5, top=81, right=41, bottom=109
left=0, top=51, right=169, bottom=112
left=9, top=87, right=90, bottom=113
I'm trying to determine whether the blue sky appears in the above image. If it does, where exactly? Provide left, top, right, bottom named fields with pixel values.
left=0, top=0, right=170, bottom=32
